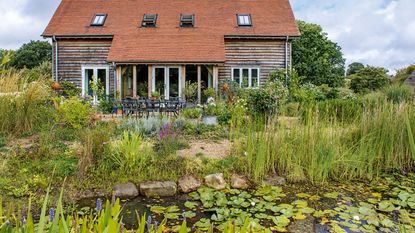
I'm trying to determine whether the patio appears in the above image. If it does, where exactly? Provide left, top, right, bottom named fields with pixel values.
left=115, top=98, right=187, bottom=118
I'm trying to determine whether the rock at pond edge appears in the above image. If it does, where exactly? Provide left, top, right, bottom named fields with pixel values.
left=140, top=181, right=177, bottom=197
left=231, top=174, right=250, bottom=190
left=178, top=175, right=202, bottom=193
left=112, top=182, right=139, bottom=198
left=204, top=173, right=227, bottom=190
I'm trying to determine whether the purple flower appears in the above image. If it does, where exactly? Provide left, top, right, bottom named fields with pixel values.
left=154, top=221, right=159, bottom=233
left=49, top=208, right=55, bottom=222
left=22, top=216, right=26, bottom=226
left=146, top=215, right=152, bottom=230
left=5, top=221, right=10, bottom=228
left=96, top=198, right=102, bottom=212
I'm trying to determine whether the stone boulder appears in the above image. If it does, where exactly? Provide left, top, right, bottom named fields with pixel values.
left=263, top=175, right=287, bottom=186
left=204, top=173, right=227, bottom=190
left=140, top=181, right=177, bottom=197
left=112, top=182, right=139, bottom=198
left=178, top=175, right=202, bottom=193
left=231, top=174, right=250, bottom=190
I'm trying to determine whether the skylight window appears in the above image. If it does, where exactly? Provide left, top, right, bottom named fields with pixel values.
left=237, top=14, right=252, bottom=27
left=142, top=14, right=158, bottom=27
left=180, top=14, right=194, bottom=27
left=91, top=14, right=107, bottom=26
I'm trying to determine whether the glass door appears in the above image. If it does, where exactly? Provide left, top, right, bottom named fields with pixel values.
left=168, top=67, right=180, bottom=98
left=153, top=66, right=181, bottom=100
left=153, top=67, right=166, bottom=98
left=82, top=66, right=109, bottom=103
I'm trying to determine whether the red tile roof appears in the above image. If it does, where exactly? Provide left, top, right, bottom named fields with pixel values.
left=43, top=0, right=300, bottom=63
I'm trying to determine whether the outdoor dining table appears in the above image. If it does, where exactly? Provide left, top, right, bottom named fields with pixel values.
left=117, top=98, right=186, bottom=118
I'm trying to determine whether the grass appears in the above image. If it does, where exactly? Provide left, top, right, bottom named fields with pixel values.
left=233, top=101, right=415, bottom=184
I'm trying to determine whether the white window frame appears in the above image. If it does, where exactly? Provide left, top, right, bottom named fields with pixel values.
left=81, top=65, right=110, bottom=103
left=231, top=67, right=260, bottom=88
left=152, top=66, right=182, bottom=100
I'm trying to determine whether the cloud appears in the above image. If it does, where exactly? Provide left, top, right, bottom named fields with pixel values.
left=0, top=0, right=59, bottom=49
left=291, top=0, right=415, bottom=73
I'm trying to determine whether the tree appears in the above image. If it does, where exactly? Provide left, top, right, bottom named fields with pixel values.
left=10, top=40, right=52, bottom=69
left=292, top=21, right=345, bottom=87
left=0, top=49, right=15, bottom=69
left=393, top=65, right=415, bottom=84
left=349, top=66, right=390, bottom=94
left=347, top=62, right=365, bottom=76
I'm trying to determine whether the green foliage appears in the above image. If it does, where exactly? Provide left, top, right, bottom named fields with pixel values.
left=181, top=108, right=203, bottom=119
left=301, top=99, right=364, bottom=123
left=10, top=40, right=52, bottom=69
left=346, top=62, right=365, bottom=76
left=110, top=131, right=153, bottom=170
left=119, top=117, right=170, bottom=137
left=349, top=66, right=390, bottom=94
left=383, top=84, right=413, bottom=104
left=98, top=98, right=114, bottom=114
left=0, top=71, right=52, bottom=135
left=292, top=20, right=346, bottom=87
left=183, top=81, right=198, bottom=102
left=21, top=61, right=52, bottom=82
left=202, top=88, right=216, bottom=103
left=0, top=50, right=15, bottom=70
left=245, top=88, right=278, bottom=116
left=60, top=80, right=81, bottom=97
left=57, top=97, right=92, bottom=129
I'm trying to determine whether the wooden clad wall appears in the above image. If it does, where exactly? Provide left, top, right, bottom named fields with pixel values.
left=218, top=39, right=291, bottom=85
left=53, top=39, right=115, bottom=93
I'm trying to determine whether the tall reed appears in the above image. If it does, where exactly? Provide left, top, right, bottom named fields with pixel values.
left=233, top=102, right=415, bottom=184
left=0, top=70, right=51, bottom=135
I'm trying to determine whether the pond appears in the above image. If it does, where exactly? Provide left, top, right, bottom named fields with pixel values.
left=77, top=174, right=415, bottom=232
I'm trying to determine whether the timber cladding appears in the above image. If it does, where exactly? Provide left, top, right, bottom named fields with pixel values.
left=218, top=39, right=291, bottom=85
left=53, top=39, right=115, bottom=92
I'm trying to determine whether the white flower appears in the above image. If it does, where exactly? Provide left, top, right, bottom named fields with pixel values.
left=243, top=151, right=248, bottom=156
left=353, top=215, right=360, bottom=221
left=251, top=202, right=256, bottom=206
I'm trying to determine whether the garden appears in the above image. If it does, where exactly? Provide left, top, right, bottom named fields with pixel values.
left=1, top=28, right=415, bottom=232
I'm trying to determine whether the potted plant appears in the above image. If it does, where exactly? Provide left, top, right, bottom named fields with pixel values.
left=51, top=81, right=62, bottom=91
left=202, top=98, right=218, bottom=125
left=151, top=91, right=161, bottom=100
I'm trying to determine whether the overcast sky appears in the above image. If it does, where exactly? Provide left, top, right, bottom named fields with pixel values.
left=0, top=0, right=414, bottom=73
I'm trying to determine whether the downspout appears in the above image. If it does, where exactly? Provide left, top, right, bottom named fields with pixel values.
left=53, top=36, right=58, bottom=82
left=285, top=36, right=289, bottom=85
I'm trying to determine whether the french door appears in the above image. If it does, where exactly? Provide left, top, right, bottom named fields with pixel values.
left=82, top=66, right=109, bottom=103
left=152, top=66, right=181, bottom=99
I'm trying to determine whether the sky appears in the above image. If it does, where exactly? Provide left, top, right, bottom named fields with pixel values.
left=0, top=0, right=414, bottom=73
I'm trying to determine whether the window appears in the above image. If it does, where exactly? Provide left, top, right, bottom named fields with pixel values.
left=142, top=14, right=158, bottom=27
left=91, top=14, right=107, bottom=26
left=180, top=14, right=194, bottom=27
left=237, top=14, right=252, bottom=27
left=232, top=68, right=260, bottom=88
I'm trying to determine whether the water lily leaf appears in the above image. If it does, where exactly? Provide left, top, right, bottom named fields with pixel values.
left=324, top=192, right=340, bottom=199
left=380, top=218, right=394, bottom=228
left=309, top=195, right=321, bottom=201
left=272, top=216, right=290, bottom=227
left=299, top=207, right=315, bottom=214
left=378, top=200, right=395, bottom=212
left=184, top=201, right=199, bottom=210
left=165, top=212, right=181, bottom=219
left=194, top=218, right=211, bottom=230
left=270, top=226, right=287, bottom=232
left=398, top=191, right=410, bottom=202
left=150, top=205, right=166, bottom=214
left=296, top=193, right=311, bottom=198
left=371, top=192, right=382, bottom=199
left=189, top=191, right=200, bottom=200
left=292, top=199, right=308, bottom=208
left=184, top=211, right=196, bottom=218
left=255, top=213, right=269, bottom=219
left=293, top=213, right=307, bottom=220
left=359, top=206, right=377, bottom=216
left=166, top=205, right=180, bottom=213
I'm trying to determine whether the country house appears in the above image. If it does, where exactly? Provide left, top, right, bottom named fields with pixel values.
left=43, top=0, right=300, bottom=103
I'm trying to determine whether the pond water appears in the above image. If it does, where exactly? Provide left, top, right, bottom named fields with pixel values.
left=76, top=175, right=415, bottom=232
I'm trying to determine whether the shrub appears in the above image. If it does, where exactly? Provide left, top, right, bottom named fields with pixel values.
left=154, top=123, right=189, bottom=156
left=245, top=88, right=278, bottom=115
left=57, top=97, right=92, bottom=129
left=60, top=80, right=81, bottom=97
left=98, top=98, right=114, bottom=114
left=383, top=85, right=413, bottom=104
left=181, top=108, right=203, bottom=119
left=202, top=87, right=216, bottom=103
left=349, top=66, right=390, bottom=94
left=118, top=117, right=170, bottom=137
left=183, top=81, right=198, bottom=102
